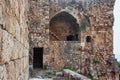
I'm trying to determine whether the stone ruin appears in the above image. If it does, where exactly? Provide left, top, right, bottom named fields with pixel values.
left=0, top=0, right=29, bottom=80
left=0, top=0, right=119, bottom=80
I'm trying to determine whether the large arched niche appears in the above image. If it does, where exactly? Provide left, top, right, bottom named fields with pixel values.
left=49, top=11, right=80, bottom=41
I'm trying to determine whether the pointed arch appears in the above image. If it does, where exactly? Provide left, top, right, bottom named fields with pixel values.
left=50, top=11, right=80, bottom=41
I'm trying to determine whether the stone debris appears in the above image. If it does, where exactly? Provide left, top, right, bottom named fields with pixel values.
left=64, top=69, right=91, bottom=80
left=55, top=72, right=63, bottom=77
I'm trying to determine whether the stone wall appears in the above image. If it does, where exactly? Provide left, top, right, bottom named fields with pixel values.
left=49, top=0, right=119, bottom=80
left=28, top=0, right=50, bottom=65
left=49, top=41, right=91, bottom=72
left=28, top=0, right=119, bottom=80
left=1, top=0, right=118, bottom=80
left=0, top=0, right=29, bottom=80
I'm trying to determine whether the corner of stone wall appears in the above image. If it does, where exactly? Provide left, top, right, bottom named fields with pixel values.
left=0, top=0, right=29, bottom=80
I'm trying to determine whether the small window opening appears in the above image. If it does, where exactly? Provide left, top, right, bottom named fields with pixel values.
left=67, top=35, right=74, bottom=41
left=86, top=36, right=91, bottom=42
left=52, top=58, right=54, bottom=62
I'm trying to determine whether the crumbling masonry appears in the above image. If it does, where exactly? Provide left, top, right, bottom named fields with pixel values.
left=0, top=0, right=119, bottom=80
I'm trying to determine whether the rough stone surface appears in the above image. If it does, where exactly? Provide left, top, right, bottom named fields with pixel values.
left=0, top=0, right=119, bottom=80
left=29, top=0, right=119, bottom=80
left=56, top=72, right=63, bottom=77
left=28, top=0, right=50, bottom=65
left=0, top=0, right=29, bottom=80
left=0, top=65, right=7, bottom=80
left=64, top=69, right=91, bottom=80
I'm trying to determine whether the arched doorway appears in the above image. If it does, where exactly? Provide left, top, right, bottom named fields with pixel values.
left=49, top=11, right=80, bottom=41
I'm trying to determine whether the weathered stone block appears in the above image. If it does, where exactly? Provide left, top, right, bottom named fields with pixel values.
left=23, top=57, right=29, bottom=70
left=0, top=65, right=7, bottom=80
left=0, top=3, right=5, bottom=27
left=17, top=75, right=23, bottom=80
left=6, top=61, right=16, bottom=80
left=0, top=30, right=14, bottom=64
left=0, top=4, right=3, bottom=25
left=0, top=5, right=3, bottom=17
left=0, top=28, right=2, bottom=63
left=22, top=47, right=29, bottom=57
left=14, top=59, right=21, bottom=80
left=56, top=72, right=63, bottom=77
left=21, top=58, right=24, bottom=73
left=15, top=20, right=21, bottom=41
left=18, top=43, right=24, bottom=59
left=22, top=66, right=29, bottom=80
left=11, top=39, right=19, bottom=60
left=64, top=69, right=91, bottom=80
left=0, top=0, right=29, bottom=80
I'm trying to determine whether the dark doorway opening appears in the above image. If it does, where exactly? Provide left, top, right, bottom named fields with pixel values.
left=33, top=48, right=43, bottom=69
